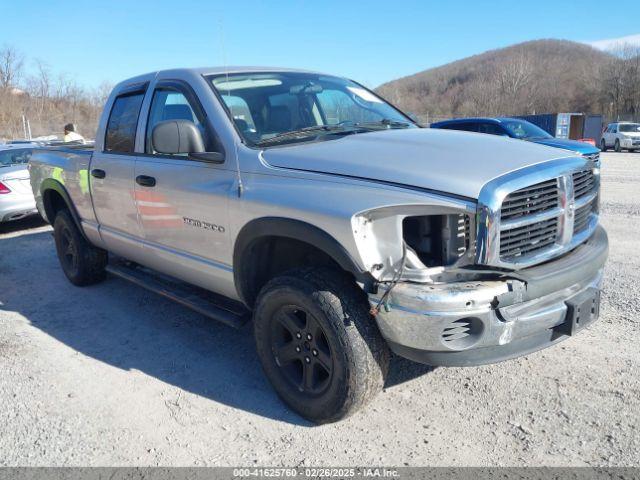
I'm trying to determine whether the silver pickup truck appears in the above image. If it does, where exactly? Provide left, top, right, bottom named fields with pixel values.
left=29, top=67, right=608, bottom=423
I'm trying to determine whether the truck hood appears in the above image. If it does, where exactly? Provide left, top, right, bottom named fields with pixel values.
left=261, top=128, right=576, bottom=199
left=528, top=137, right=599, bottom=155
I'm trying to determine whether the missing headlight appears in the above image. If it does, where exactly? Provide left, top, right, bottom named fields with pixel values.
left=403, top=213, right=472, bottom=267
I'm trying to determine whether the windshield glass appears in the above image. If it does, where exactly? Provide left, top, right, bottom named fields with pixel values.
left=619, top=123, right=640, bottom=133
left=0, top=149, right=32, bottom=168
left=501, top=120, right=552, bottom=140
left=208, top=72, right=415, bottom=146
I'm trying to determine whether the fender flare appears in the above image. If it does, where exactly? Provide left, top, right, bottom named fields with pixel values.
left=233, top=217, right=374, bottom=305
left=40, top=179, right=88, bottom=240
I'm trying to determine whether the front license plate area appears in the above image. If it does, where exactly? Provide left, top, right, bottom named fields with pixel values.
left=561, top=288, right=601, bottom=336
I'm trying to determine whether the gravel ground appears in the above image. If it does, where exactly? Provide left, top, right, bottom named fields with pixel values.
left=0, top=151, right=639, bottom=467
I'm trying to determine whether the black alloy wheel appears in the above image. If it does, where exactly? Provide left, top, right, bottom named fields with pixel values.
left=270, top=305, right=333, bottom=395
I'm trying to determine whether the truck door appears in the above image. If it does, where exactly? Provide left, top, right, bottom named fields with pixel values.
left=90, top=84, right=147, bottom=260
left=133, top=80, right=236, bottom=296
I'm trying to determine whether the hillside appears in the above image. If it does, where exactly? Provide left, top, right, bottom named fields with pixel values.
left=376, top=40, right=616, bottom=122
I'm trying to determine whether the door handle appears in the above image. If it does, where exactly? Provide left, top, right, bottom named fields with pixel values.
left=90, top=169, right=106, bottom=179
left=136, top=175, right=156, bottom=187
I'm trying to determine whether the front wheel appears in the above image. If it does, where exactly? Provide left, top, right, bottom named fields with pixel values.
left=53, top=210, right=108, bottom=286
left=615, top=139, right=621, bottom=152
left=253, top=268, right=389, bottom=423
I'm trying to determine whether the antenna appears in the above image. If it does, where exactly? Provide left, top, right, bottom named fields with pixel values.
left=217, top=18, right=243, bottom=197
left=217, top=18, right=231, bottom=98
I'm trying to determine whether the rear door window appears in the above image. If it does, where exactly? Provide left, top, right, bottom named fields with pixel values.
left=105, top=93, right=145, bottom=153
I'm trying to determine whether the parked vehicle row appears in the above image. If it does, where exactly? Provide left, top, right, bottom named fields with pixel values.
left=28, top=67, right=607, bottom=423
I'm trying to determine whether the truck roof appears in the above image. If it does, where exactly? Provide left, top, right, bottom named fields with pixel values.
left=110, top=66, right=341, bottom=98
left=120, top=66, right=329, bottom=85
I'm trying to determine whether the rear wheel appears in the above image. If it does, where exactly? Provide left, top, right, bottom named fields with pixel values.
left=615, top=139, right=621, bottom=152
left=600, top=138, right=607, bottom=152
left=253, top=268, right=389, bottom=423
left=53, top=210, right=107, bottom=286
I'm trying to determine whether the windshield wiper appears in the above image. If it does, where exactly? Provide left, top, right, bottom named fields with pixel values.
left=255, top=124, right=359, bottom=146
left=351, top=119, right=413, bottom=129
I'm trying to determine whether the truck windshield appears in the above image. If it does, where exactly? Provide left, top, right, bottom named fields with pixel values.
left=208, top=72, right=416, bottom=146
left=501, top=120, right=553, bottom=140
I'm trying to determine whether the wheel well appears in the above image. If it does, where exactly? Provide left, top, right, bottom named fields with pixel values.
left=42, top=189, right=68, bottom=222
left=238, top=236, right=347, bottom=307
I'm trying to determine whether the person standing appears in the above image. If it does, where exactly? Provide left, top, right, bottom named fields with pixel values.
left=63, top=123, right=85, bottom=143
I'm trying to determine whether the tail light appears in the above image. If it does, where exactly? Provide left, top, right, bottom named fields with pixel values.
left=0, top=181, right=11, bottom=194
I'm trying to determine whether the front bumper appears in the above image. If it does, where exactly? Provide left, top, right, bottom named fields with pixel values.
left=369, top=226, right=608, bottom=366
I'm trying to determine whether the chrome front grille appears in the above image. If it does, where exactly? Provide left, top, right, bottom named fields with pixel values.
left=500, top=217, right=558, bottom=259
left=476, top=157, right=600, bottom=268
left=500, top=179, right=559, bottom=221
left=499, top=179, right=561, bottom=261
left=574, top=197, right=597, bottom=234
left=573, top=169, right=596, bottom=199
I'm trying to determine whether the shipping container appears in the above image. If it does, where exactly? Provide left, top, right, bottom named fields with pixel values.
left=516, top=113, right=603, bottom=143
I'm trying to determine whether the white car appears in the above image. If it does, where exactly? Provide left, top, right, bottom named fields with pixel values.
left=601, top=122, right=640, bottom=152
left=0, top=144, right=39, bottom=222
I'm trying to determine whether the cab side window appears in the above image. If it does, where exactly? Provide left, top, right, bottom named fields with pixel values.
left=439, top=122, right=475, bottom=132
left=478, top=123, right=504, bottom=135
left=145, top=88, right=215, bottom=155
left=105, top=93, right=145, bottom=153
left=456, top=122, right=478, bottom=132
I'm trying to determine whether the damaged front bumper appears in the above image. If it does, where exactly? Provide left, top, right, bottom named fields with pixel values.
left=369, top=226, right=608, bottom=366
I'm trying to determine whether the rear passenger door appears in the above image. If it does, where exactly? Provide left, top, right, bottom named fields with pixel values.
left=133, top=80, right=236, bottom=294
left=90, top=83, right=147, bottom=259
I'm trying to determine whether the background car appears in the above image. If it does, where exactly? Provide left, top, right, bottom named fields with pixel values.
left=0, top=143, right=39, bottom=223
left=430, top=117, right=601, bottom=159
left=601, top=122, right=640, bottom=152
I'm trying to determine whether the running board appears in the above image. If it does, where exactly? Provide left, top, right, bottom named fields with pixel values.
left=105, top=260, right=250, bottom=329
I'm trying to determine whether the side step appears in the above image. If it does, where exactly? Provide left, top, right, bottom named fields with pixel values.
left=105, top=259, right=251, bottom=329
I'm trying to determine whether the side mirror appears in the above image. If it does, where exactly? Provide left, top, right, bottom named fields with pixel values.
left=151, top=120, right=224, bottom=164
left=152, top=120, right=203, bottom=154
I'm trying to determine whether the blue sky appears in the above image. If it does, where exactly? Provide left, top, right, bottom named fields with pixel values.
left=1, top=0, right=638, bottom=90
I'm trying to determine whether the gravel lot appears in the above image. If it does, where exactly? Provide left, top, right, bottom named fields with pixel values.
left=1, top=151, right=639, bottom=467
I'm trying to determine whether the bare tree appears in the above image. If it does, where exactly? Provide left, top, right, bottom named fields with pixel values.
left=0, top=45, right=24, bottom=89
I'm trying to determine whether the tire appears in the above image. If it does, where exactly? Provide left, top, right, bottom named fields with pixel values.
left=600, top=139, right=607, bottom=152
left=53, top=209, right=107, bottom=286
left=253, top=267, right=389, bottom=423
left=615, top=139, right=621, bottom=152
